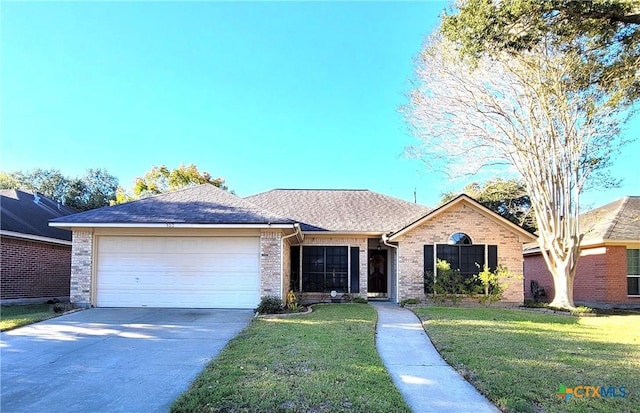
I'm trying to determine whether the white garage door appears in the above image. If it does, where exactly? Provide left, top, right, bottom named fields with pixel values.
left=96, top=236, right=260, bottom=308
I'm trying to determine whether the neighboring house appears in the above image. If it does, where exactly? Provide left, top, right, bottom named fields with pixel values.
left=1, top=189, right=77, bottom=304
left=50, top=184, right=535, bottom=309
left=524, top=196, right=640, bottom=308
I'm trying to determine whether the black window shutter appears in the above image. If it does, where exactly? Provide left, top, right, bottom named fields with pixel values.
left=350, top=247, right=360, bottom=293
left=488, top=245, right=498, bottom=272
left=424, top=245, right=434, bottom=293
left=290, top=246, right=300, bottom=292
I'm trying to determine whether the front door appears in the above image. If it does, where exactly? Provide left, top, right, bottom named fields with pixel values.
left=368, top=249, right=387, bottom=298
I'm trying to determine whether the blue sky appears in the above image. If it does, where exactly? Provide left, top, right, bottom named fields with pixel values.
left=1, top=1, right=637, bottom=209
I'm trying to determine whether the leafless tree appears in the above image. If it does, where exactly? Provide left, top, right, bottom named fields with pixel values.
left=404, top=36, right=626, bottom=309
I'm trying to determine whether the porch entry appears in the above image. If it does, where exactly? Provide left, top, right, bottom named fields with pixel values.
left=368, top=249, right=388, bottom=298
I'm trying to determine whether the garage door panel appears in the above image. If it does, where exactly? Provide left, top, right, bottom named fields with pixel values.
left=96, top=236, right=261, bottom=308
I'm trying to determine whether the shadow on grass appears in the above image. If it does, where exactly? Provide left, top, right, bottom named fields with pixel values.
left=414, top=307, right=639, bottom=413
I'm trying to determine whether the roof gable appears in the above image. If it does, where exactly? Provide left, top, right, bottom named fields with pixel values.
left=388, top=194, right=536, bottom=242
left=51, top=184, right=293, bottom=226
left=1, top=189, right=76, bottom=241
left=246, top=189, right=431, bottom=233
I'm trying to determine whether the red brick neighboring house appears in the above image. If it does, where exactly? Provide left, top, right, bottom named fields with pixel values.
left=1, top=189, right=76, bottom=304
left=524, top=196, right=640, bottom=308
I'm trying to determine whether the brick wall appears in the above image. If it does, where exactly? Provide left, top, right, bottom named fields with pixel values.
left=523, top=253, right=554, bottom=301
left=0, top=236, right=71, bottom=300
left=70, top=230, right=93, bottom=307
left=525, top=245, right=640, bottom=307
left=604, top=246, right=634, bottom=304
left=260, top=230, right=282, bottom=298
left=397, top=201, right=527, bottom=304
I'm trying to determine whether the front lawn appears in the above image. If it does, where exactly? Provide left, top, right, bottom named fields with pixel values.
left=413, top=307, right=640, bottom=413
left=172, top=304, right=410, bottom=413
left=0, top=304, right=55, bottom=331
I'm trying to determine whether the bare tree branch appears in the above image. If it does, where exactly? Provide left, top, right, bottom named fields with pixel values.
left=403, top=35, right=624, bottom=309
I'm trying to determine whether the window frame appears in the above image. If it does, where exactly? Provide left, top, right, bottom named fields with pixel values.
left=627, top=248, right=640, bottom=297
left=301, top=246, right=349, bottom=293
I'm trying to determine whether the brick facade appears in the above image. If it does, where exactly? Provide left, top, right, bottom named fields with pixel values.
left=524, top=245, right=640, bottom=307
left=260, top=230, right=282, bottom=298
left=396, top=202, right=527, bottom=304
left=70, top=230, right=93, bottom=307
left=0, top=236, right=71, bottom=301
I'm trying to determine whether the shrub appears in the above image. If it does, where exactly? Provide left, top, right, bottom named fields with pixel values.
left=475, top=264, right=520, bottom=305
left=523, top=299, right=547, bottom=308
left=425, top=260, right=479, bottom=304
left=52, top=302, right=75, bottom=313
left=571, top=306, right=594, bottom=315
left=255, top=296, right=283, bottom=314
left=288, top=302, right=300, bottom=312
left=352, top=297, right=368, bottom=304
left=400, top=298, right=420, bottom=307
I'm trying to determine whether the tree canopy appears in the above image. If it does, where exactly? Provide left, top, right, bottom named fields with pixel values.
left=132, top=164, right=228, bottom=198
left=0, top=168, right=119, bottom=211
left=404, top=33, right=624, bottom=309
left=441, top=0, right=640, bottom=107
left=441, top=179, right=537, bottom=233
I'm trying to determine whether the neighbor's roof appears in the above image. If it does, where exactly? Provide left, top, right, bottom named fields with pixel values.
left=1, top=189, right=76, bottom=241
left=50, top=184, right=294, bottom=226
left=245, top=189, right=431, bottom=232
left=581, top=196, right=640, bottom=242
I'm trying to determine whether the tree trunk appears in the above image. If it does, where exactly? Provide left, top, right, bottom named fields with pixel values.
left=547, top=260, right=576, bottom=309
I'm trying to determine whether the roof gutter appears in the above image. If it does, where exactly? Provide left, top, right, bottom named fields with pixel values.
left=49, top=222, right=296, bottom=229
left=0, top=230, right=72, bottom=246
left=381, top=233, right=400, bottom=304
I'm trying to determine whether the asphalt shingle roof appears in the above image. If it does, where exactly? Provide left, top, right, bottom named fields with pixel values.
left=245, top=189, right=432, bottom=232
left=1, top=189, right=76, bottom=241
left=581, top=196, right=640, bottom=241
left=51, top=184, right=293, bottom=225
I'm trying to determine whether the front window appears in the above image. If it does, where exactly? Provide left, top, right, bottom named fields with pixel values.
left=436, top=244, right=485, bottom=279
left=628, top=249, right=640, bottom=296
left=302, top=246, right=348, bottom=292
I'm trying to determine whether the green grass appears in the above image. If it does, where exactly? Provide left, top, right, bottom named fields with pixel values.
left=413, top=307, right=640, bottom=413
left=0, top=304, right=56, bottom=331
left=172, top=304, right=410, bottom=413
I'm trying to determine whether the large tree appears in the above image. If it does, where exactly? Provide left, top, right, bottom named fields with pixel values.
left=1, top=168, right=118, bottom=211
left=132, top=164, right=228, bottom=198
left=441, top=0, right=640, bottom=107
left=441, top=179, right=537, bottom=233
left=404, top=35, right=625, bottom=309
left=64, top=169, right=119, bottom=211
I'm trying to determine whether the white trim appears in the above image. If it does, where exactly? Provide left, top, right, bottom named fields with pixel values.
left=302, top=231, right=386, bottom=236
left=0, top=230, right=72, bottom=246
left=381, top=234, right=399, bottom=304
left=50, top=222, right=297, bottom=229
left=281, top=224, right=302, bottom=299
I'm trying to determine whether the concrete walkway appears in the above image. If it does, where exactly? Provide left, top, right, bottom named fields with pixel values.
left=373, top=303, right=500, bottom=413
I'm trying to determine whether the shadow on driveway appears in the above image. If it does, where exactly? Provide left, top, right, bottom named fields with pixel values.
left=1, top=308, right=253, bottom=413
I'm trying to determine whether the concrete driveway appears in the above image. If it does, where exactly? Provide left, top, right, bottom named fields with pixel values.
left=1, top=308, right=253, bottom=413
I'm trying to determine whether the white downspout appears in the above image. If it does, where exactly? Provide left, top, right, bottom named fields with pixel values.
left=381, top=234, right=399, bottom=304
left=280, top=224, right=302, bottom=300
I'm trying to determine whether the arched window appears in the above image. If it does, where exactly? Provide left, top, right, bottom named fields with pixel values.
left=449, top=232, right=472, bottom=245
